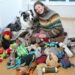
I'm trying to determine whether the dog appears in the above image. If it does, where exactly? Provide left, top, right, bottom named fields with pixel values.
left=7, top=10, right=34, bottom=40
left=20, top=10, right=34, bottom=31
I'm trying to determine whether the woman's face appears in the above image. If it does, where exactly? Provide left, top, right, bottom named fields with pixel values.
left=34, top=4, right=44, bottom=15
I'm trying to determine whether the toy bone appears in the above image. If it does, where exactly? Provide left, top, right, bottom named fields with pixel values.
left=59, top=42, right=73, bottom=57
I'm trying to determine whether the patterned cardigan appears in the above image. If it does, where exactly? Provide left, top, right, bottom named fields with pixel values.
left=33, top=9, right=64, bottom=38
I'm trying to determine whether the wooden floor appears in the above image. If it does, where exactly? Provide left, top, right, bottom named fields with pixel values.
left=33, top=57, right=75, bottom=75
left=0, top=57, right=75, bottom=75
left=0, top=59, right=16, bottom=75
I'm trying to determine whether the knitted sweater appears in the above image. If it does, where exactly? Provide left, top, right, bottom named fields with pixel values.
left=33, top=9, right=64, bottom=38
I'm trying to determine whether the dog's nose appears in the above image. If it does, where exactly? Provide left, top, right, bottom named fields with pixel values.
left=32, top=18, right=34, bottom=21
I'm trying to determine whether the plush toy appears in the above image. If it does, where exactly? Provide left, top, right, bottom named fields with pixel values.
left=45, top=42, right=59, bottom=48
left=6, top=48, right=12, bottom=55
left=1, top=30, right=12, bottom=49
left=0, top=49, right=3, bottom=54
left=0, top=58, right=3, bottom=62
left=1, top=52, right=7, bottom=59
left=46, top=52, right=59, bottom=67
left=7, top=50, right=16, bottom=66
left=60, top=54, right=72, bottom=68
left=0, top=41, right=2, bottom=47
left=33, top=33, right=47, bottom=43
left=10, top=43, right=18, bottom=49
left=42, top=67, right=58, bottom=73
left=36, top=63, right=47, bottom=75
left=0, top=34, right=2, bottom=47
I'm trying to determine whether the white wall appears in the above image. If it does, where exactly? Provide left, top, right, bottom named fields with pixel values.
left=27, top=5, right=75, bottom=18
left=61, top=19, right=75, bottom=38
left=0, top=0, right=22, bottom=29
left=48, top=5, right=75, bottom=18
left=22, top=0, right=29, bottom=11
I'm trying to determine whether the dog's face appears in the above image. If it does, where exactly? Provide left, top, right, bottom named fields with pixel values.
left=21, top=10, right=34, bottom=22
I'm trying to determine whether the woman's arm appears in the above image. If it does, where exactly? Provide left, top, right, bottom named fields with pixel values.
left=47, top=14, right=64, bottom=38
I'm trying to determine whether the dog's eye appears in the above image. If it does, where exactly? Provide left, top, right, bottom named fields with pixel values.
left=23, top=14, right=29, bottom=20
left=27, top=14, right=29, bottom=17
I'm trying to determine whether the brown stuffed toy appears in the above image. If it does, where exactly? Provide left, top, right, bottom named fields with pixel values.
left=46, top=52, right=59, bottom=67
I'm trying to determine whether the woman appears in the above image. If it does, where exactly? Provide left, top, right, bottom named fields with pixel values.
left=33, top=1, right=66, bottom=42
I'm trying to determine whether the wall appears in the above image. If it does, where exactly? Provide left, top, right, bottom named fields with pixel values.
left=27, top=5, right=75, bottom=18
left=0, top=0, right=22, bottom=29
left=48, top=5, right=75, bottom=18
left=61, top=18, right=75, bottom=38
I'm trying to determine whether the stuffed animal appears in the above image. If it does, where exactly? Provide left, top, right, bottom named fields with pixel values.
left=1, top=30, right=12, bottom=49
left=7, top=50, right=16, bottom=66
left=0, top=41, right=2, bottom=47
left=0, top=58, right=3, bottom=62
left=0, top=49, right=3, bottom=54
left=46, top=52, right=59, bottom=67
left=36, top=63, right=47, bottom=75
left=60, top=54, right=72, bottom=68
left=45, top=42, right=59, bottom=48
left=1, top=52, right=7, bottom=59
left=6, top=48, right=12, bottom=55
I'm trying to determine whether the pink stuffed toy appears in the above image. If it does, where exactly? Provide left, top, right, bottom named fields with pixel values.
left=34, top=33, right=46, bottom=39
left=33, top=30, right=46, bottom=39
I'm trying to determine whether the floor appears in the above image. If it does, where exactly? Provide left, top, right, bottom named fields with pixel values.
left=0, top=59, right=16, bottom=75
left=0, top=56, right=75, bottom=75
left=33, top=57, right=75, bottom=75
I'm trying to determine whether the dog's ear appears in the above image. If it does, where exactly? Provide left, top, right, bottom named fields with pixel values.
left=21, top=12, right=29, bottom=20
left=29, top=10, right=34, bottom=16
left=21, top=12, right=26, bottom=16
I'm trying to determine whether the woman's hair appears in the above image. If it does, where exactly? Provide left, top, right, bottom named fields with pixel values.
left=34, top=1, right=48, bottom=16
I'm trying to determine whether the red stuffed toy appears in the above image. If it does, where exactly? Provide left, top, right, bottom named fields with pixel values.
left=1, top=30, right=12, bottom=49
left=3, top=31, right=12, bottom=40
left=0, top=49, right=3, bottom=54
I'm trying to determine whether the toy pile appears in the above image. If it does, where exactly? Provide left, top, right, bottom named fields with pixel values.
left=0, top=26, right=75, bottom=75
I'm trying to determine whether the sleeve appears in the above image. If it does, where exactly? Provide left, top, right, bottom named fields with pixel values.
left=47, top=14, right=64, bottom=38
